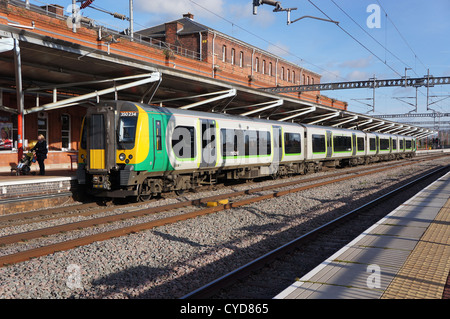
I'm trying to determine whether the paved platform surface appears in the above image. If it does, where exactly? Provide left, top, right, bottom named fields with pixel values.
left=0, top=169, right=76, bottom=186
left=275, top=171, right=450, bottom=299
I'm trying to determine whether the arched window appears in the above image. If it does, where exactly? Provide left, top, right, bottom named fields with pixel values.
left=222, top=45, right=227, bottom=62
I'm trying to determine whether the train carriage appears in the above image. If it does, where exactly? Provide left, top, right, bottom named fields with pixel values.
left=78, top=101, right=417, bottom=200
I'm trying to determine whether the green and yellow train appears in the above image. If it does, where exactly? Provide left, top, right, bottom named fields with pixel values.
left=77, top=101, right=416, bottom=200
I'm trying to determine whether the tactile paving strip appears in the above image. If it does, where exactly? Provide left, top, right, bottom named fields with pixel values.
left=381, top=200, right=450, bottom=299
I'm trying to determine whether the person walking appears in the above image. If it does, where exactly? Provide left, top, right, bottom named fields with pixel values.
left=31, top=134, right=48, bottom=175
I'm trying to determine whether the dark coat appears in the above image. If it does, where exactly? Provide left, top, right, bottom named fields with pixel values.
left=31, top=140, right=48, bottom=160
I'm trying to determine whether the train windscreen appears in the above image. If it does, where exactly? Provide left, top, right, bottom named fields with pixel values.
left=118, top=115, right=138, bottom=150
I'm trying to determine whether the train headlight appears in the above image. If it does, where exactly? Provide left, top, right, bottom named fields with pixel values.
left=119, top=153, right=126, bottom=161
left=81, top=154, right=85, bottom=159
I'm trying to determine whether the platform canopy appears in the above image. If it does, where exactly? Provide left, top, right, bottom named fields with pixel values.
left=0, top=20, right=435, bottom=139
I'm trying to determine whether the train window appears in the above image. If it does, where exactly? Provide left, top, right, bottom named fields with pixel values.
left=172, top=126, right=195, bottom=159
left=91, top=114, right=105, bottom=150
left=392, top=139, right=397, bottom=150
left=284, top=133, right=301, bottom=154
left=244, top=131, right=258, bottom=156
left=258, top=131, right=271, bottom=156
left=406, top=140, right=412, bottom=149
left=312, top=134, right=326, bottom=153
left=357, top=137, right=365, bottom=152
left=400, top=139, right=404, bottom=150
left=81, top=117, right=87, bottom=150
left=369, top=138, right=376, bottom=151
left=380, top=139, right=390, bottom=150
left=155, top=120, right=162, bottom=151
left=333, top=135, right=352, bottom=152
left=118, top=116, right=137, bottom=150
left=221, top=129, right=271, bottom=157
left=221, top=129, right=242, bottom=157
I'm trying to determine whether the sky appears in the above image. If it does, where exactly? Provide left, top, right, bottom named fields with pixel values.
left=33, top=0, right=450, bottom=120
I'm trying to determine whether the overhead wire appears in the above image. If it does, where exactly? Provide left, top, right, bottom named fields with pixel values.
left=187, top=0, right=349, bottom=81
left=307, top=0, right=402, bottom=77
left=375, top=0, right=429, bottom=74
left=330, top=0, right=414, bottom=75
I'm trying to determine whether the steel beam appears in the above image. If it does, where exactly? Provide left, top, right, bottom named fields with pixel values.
left=363, top=121, right=385, bottom=131
left=179, top=89, right=237, bottom=110
left=307, top=112, right=340, bottom=125
left=377, top=124, right=395, bottom=132
left=24, top=72, right=161, bottom=114
left=347, top=119, right=373, bottom=130
left=374, top=112, right=450, bottom=119
left=241, top=99, right=284, bottom=116
left=261, top=76, right=450, bottom=93
left=331, top=115, right=358, bottom=127
left=278, top=106, right=316, bottom=122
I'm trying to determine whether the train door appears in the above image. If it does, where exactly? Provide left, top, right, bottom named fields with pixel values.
left=326, top=130, right=333, bottom=158
left=272, top=126, right=283, bottom=163
left=89, top=113, right=106, bottom=170
left=389, top=137, right=392, bottom=153
left=352, top=133, right=357, bottom=156
left=200, top=119, right=217, bottom=168
left=151, top=115, right=167, bottom=172
left=376, top=136, right=380, bottom=155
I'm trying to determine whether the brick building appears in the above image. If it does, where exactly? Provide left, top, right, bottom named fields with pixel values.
left=137, top=13, right=322, bottom=90
left=0, top=3, right=347, bottom=172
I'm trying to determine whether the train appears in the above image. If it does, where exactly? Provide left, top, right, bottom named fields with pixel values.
left=77, top=101, right=416, bottom=200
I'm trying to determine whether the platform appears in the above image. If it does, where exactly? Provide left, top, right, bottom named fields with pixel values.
left=0, top=170, right=78, bottom=215
left=275, top=171, right=450, bottom=299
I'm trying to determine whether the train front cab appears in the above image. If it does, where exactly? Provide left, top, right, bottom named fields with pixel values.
left=77, top=102, right=145, bottom=197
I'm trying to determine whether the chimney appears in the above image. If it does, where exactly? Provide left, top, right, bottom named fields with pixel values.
left=183, top=13, right=194, bottom=20
left=41, top=4, right=64, bottom=17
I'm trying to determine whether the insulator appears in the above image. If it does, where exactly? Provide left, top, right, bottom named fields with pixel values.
left=80, top=0, right=94, bottom=9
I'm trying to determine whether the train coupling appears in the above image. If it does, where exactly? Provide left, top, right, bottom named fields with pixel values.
left=92, top=175, right=112, bottom=190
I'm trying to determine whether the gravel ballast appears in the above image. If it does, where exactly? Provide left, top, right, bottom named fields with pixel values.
left=0, top=157, right=448, bottom=298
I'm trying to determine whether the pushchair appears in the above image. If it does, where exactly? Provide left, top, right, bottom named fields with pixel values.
left=11, top=152, right=35, bottom=176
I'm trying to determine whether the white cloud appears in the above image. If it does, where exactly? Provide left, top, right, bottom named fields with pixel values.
left=135, top=0, right=224, bottom=22
left=339, top=56, right=373, bottom=69
left=346, top=70, right=371, bottom=81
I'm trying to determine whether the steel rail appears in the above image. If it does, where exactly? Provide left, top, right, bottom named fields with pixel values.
left=181, top=165, right=450, bottom=299
left=0, top=155, right=439, bottom=246
left=0, top=157, right=446, bottom=267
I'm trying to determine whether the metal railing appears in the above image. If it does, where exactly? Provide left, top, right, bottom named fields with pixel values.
left=7, top=0, right=202, bottom=61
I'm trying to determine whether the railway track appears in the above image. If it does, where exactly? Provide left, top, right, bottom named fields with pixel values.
left=181, top=164, right=450, bottom=299
left=0, top=154, right=447, bottom=268
left=1, top=153, right=445, bottom=228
